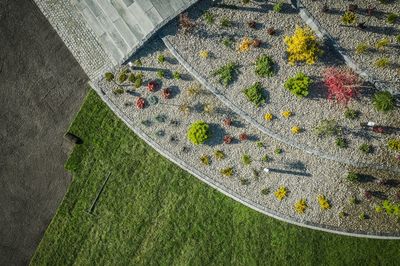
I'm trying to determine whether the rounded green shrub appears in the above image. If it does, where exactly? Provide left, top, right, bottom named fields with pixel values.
left=388, top=139, right=400, bottom=152
left=284, top=72, right=312, bottom=98
left=373, top=91, right=395, bottom=112
left=187, top=120, right=210, bottom=145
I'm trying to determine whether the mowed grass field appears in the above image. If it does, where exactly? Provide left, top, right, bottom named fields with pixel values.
left=31, top=90, right=400, bottom=265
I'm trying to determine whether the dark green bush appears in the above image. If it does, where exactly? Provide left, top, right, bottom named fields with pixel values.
left=104, top=72, right=114, bottom=81
left=222, top=38, right=233, bottom=48
left=173, top=71, right=181, bottom=80
left=255, top=55, right=275, bottom=78
left=243, top=82, right=266, bottom=107
left=387, top=13, right=398, bottom=24
left=118, top=72, right=128, bottom=83
left=359, top=143, right=373, bottom=154
left=242, top=154, right=251, bottom=165
left=213, top=62, right=238, bottom=87
left=158, top=54, right=165, bottom=64
left=344, top=108, right=360, bottom=119
left=284, top=72, right=312, bottom=98
left=220, top=17, right=231, bottom=27
left=204, top=11, right=214, bottom=24
left=335, top=137, right=348, bottom=148
left=373, top=91, right=395, bottom=112
left=347, top=172, right=360, bottom=182
left=187, top=120, right=210, bottom=145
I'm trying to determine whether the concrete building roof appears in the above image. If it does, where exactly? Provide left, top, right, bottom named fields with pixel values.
left=34, top=0, right=197, bottom=78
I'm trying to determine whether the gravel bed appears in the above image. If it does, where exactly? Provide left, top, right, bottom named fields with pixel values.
left=162, top=0, right=400, bottom=170
left=301, top=0, right=400, bottom=92
left=95, top=37, right=400, bottom=236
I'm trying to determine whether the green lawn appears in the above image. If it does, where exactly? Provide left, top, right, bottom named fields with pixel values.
left=31, top=90, right=400, bottom=266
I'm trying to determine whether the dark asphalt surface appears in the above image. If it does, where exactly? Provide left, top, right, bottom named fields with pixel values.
left=0, top=0, right=89, bottom=264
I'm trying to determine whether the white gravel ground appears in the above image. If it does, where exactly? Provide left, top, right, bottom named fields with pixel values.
left=301, top=0, right=400, bottom=92
left=95, top=37, right=400, bottom=236
left=163, top=0, right=400, bottom=170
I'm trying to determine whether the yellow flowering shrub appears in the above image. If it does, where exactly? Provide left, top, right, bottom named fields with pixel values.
left=199, top=50, right=209, bottom=58
left=291, top=126, right=301, bottom=134
left=238, top=37, right=253, bottom=52
left=317, top=195, right=331, bottom=210
left=284, top=26, right=321, bottom=65
left=274, top=186, right=288, bottom=201
left=294, top=199, right=307, bottom=214
left=264, top=113, right=273, bottom=121
left=282, top=110, right=292, bottom=118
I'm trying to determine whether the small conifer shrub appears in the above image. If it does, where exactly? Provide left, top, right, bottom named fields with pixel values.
left=373, top=91, right=395, bottom=112
left=187, top=120, right=210, bottom=145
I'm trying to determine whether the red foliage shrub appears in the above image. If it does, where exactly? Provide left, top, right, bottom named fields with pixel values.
left=223, top=135, right=233, bottom=144
left=179, top=13, right=195, bottom=32
left=248, top=21, right=256, bottom=29
left=267, top=27, right=276, bottom=35
left=136, top=97, right=145, bottom=109
left=223, top=118, right=232, bottom=127
left=372, top=126, right=385, bottom=133
left=162, top=88, right=171, bottom=99
left=253, top=39, right=262, bottom=47
left=147, top=80, right=158, bottom=92
left=323, top=68, right=360, bottom=105
left=239, top=133, right=248, bottom=141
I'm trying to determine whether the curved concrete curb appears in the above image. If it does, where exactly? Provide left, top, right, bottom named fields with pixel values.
left=90, top=81, right=400, bottom=239
left=293, top=0, right=398, bottom=95
left=162, top=36, right=400, bottom=173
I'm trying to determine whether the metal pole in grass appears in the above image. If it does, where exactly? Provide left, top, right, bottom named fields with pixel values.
left=87, top=172, right=111, bottom=215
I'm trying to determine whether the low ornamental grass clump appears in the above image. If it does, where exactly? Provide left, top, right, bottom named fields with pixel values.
left=104, top=72, right=114, bottom=81
left=294, top=199, right=307, bottom=214
left=317, top=195, right=331, bottom=210
left=274, top=186, right=288, bottom=201
left=314, top=119, right=341, bottom=138
left=342, top=11, right=357, bottom=25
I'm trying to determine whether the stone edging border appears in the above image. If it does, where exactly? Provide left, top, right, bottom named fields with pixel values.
left=90, top=81, right=400, bottom=239
left=293, top=0, right=398, bottom=95
left=161, top=36, right=400, bottom=173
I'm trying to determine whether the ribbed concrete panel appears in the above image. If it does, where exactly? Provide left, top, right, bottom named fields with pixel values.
left=34, top=0, right=198, bottom=78
left=70, top=0, right=198, bottom=66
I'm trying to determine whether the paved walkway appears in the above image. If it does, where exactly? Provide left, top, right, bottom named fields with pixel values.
left=0, top=0, right=88, bottom=264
